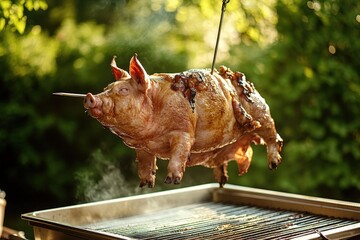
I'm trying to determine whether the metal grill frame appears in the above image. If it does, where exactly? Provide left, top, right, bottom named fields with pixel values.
left=22, top=184, right=360, bottom=240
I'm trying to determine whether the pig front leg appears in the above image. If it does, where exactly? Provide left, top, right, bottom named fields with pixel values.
left=213, top=143, right=253, bottom=187
left=212, top=145, right=252, bottom=188
left=164, top=132, right=194, bottom=185
left=136, top=149, right=157, bottom=188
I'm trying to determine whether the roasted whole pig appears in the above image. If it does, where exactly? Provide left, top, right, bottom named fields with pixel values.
left=83, top=54, right=283, bottom=187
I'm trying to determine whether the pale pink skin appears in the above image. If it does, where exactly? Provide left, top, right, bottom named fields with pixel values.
left=84, top=54, right=282, bottom=187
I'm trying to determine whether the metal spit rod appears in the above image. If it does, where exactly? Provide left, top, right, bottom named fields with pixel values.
left=211, top=0, right=230, bottom=75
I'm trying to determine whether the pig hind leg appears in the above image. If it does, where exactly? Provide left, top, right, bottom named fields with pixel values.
left=212, top=141, right=253, bottom=187
left=256, top=118, right=283, bottom=170
left=265, top=132, right=283, bottom=170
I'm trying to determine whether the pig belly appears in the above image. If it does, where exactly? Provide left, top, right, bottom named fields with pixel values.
left=187, top=136, right=254, bottom=186
left=191, top=118, right=241, bottom=153
left=191, top=90, right=242, bottom=153
left=188, top=136, right=252, bottom=167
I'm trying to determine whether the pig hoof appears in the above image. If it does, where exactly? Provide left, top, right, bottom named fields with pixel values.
left=139, top=181, right=147, bottom=188
left=147, top=181, right=155, bottom=188
left=238, top=165, right=249, bottom=176
left=238, top=169, right=247, bottom=176
left=174, top=177, right=181, bottom=185
left=268, top=154, right=282, bottom=170
left=164, top=176, right=172, bottom=184
left=219, top=175, right=228, bottom=188
left=139, top=178, right=155, bottom=188
left=269, top=161, right=278, bottom=170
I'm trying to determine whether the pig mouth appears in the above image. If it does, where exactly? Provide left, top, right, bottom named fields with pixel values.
left=84, top=93, right=115, bottom=121
left=84, top=93, right=104, bottom=119
left=87, top=107, right=103, bottom=119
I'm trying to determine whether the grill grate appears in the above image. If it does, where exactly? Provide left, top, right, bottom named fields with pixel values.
left=83, top=202, right=358, bottom=240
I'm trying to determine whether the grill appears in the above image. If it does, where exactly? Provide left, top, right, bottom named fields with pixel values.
left=22, top=184, right=360, bottom=240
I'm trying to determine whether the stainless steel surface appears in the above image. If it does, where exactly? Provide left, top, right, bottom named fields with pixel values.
left=22, top=184, right=360, bottom=240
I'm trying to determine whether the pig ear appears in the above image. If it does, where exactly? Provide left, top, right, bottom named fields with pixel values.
left=129, top=54, right=150, bottom=92
left=111, top=56, right=130, bottom=80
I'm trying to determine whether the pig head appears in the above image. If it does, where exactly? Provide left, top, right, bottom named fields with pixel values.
left=84, top=54, right=199, bottom=187
left=84, top=54, right=283, bottom=188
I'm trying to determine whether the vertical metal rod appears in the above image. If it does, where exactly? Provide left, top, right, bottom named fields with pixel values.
left=211, top=0, right=230, bottom=75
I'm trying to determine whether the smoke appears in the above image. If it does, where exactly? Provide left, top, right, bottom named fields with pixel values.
left=75, top=147, right=215, bottom=203
left=75, top=148, right=150, bottom=202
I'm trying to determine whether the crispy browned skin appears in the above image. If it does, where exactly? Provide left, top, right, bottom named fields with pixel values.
left=220, top=66, right=283, bottom=169
left=186, top=66, right=283, bottom=187
left=83, top=54, right=282, bottom=187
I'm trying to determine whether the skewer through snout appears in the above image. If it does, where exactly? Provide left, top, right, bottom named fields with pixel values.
left=53, top=92, right=86, bottom=98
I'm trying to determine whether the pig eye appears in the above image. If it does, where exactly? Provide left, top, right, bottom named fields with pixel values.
left=118, top=87, right=129, bottom=96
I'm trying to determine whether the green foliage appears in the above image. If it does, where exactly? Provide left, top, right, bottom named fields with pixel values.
left=0, top=0, right=47, bottom=33
left=228, top=0, right=360, bottom=200
left=1, top=3, right=360, bottom=237
left=275, top=0, right=360, bottom=199
left=0, top=0, right=190, bottom=210
left=1, top=26, right=58, bottom=78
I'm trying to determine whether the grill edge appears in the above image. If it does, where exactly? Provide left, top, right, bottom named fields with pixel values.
left=22, top=184, right=360, bottom=240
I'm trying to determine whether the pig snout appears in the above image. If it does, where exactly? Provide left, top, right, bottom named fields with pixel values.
left=84, top=93, right=100, bottom=109
left=84, top=93, right=104, bottom=118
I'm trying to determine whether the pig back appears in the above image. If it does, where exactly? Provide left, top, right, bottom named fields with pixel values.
left=170, top=70, right=243, bottom=153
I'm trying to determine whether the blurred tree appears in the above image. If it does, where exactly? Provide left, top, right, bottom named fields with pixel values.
left=0, top=0, right=47, bottom=33
left=0, top=1, right=189, bottom=225
left=272, top=0, right=360, bottom=200
left=227, top=0, right=360, bottom=201
left=1, top=0, right=360, bottom=237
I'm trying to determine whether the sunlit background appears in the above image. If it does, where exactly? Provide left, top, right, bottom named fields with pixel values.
left=1, top=0, right=359, bottom=238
